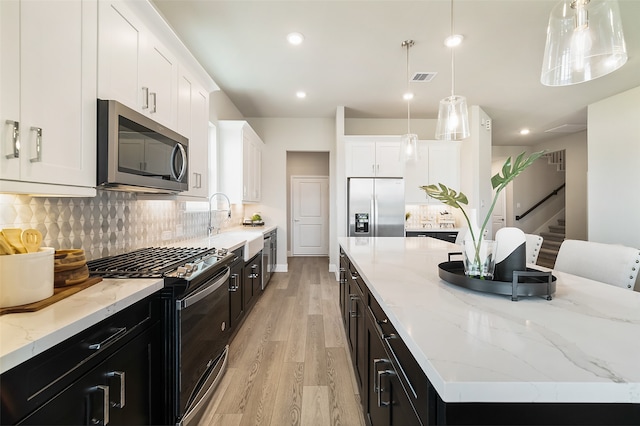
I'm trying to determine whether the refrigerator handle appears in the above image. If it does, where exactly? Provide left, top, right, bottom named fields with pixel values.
left=373, top=194, right=378, bottom=237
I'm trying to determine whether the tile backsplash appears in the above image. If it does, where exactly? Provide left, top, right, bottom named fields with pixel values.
left=0, top=190, right=241, bottom=260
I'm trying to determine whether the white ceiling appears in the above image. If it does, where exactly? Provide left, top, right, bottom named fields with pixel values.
left=151, top=0, right=640, bottom=146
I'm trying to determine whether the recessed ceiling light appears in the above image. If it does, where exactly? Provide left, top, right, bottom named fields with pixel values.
left=444, top=34, right=464, bottom=47
left=520, top=128, right=531, bottom=135
left=403, top=92, right=414, bottom=101
left=287, top=32, right=304, bottom=45
left=296, top=91, right=306, bottom=99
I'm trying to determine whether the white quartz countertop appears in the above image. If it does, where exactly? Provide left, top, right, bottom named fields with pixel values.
left=339, top=236, right=640, bottom=404
left=0, top=226, right=277, bottom=374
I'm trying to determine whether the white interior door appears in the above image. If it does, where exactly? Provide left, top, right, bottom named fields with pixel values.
left=492, top=187, right=506, bottom=238
left=291, top=176, right=329, bottom=256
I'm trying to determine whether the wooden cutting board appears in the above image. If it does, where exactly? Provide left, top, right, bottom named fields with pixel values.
left=0, top=276, right=103, bottom=316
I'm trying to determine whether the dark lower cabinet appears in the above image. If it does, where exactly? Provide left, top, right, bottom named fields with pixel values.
left=365, top=297, right=431, bottom=426
left=346, top=262, right=366, bottom=395
left=229, top=247, right=245, bottom=330
left=243, top=252, right=262, bottom=309
left=1, top=294, right=164, bottom=425
left=405, top=231, right=457, bottom=243
left=20, top=326, right=157, bottom=425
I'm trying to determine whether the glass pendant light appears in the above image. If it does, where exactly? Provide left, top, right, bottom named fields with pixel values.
left=541, top=0, right=627, bottom=86
left=436, top=0, right=469, bottom=141
left=402, top=40, right=419, bottom=162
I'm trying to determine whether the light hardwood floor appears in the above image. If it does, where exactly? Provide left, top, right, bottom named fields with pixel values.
left=201, top=256, right=366, bottom=426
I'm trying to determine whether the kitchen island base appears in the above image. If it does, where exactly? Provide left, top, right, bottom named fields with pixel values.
left=339, top=239, right=640, bottom=426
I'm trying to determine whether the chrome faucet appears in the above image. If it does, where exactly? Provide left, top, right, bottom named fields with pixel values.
left=208, top=192, right=232, bottom=235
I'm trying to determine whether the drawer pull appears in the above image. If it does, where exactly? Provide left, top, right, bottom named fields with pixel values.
left=373, top=358, right=389, bottom=393
left=90, top=384, right=110, bottom=425
left=229, top=273, right=240, bottom=292
left=88, top=327, right=127, bottom=350
left=377, top=369, right=395, bottom=407
left=107, top=371, right=126, bottom=408
left=349, top=294, right=358, bottom=317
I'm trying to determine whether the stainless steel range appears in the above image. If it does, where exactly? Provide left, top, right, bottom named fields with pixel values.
left=87, top=246, right=236, bottom=426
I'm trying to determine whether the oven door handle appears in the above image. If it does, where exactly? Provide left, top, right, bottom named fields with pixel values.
left=176, top=267, right=230, bottom=310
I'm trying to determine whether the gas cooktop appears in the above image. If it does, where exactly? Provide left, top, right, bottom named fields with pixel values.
left=87, top=247, right=230, bottom=279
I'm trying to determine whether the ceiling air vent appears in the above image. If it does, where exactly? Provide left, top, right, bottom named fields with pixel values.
left=411, top=72, right=437, bottom=82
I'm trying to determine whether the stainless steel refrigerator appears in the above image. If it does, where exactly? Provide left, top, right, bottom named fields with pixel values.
left=348, top=178, right=405, bottom=237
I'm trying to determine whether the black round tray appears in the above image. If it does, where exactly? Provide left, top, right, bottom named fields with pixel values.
left=438, top=261, right=556, bottom=301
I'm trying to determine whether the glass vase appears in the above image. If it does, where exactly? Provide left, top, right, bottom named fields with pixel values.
left=461, top=239, right=497, bottom=279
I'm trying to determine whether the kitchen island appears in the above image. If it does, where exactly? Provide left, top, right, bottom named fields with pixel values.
left=339, top=236, right=640, bottom=424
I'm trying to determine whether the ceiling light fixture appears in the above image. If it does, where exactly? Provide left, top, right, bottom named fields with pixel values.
left=287, top=32, right=304, bottom=45
left=435, top=0, right=469, bottom=141
left=541, top=0, right=627, bottom=86
left=401, top=40, right=418, bottom=162
left=520, top=128, right=531, bottom=135
left=444, top=34, right=464, bottom=47
left=296, top=91, right=306, bottom=99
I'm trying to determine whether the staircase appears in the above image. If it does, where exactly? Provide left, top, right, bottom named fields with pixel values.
left=537, top=219, right=565, bottom=268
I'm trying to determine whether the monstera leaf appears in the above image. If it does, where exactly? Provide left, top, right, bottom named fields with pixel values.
left=421, top=150, right=546, bottom=269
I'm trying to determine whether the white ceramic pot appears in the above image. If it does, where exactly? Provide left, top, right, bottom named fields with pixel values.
left=0, top=247, right=54, bottom=308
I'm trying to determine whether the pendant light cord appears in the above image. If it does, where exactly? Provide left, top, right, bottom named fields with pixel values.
left=406, top=41, right=411, bottom=134
left=450, top=0, right=455, bottom=97
left=403, top=40, right=414, bottom=135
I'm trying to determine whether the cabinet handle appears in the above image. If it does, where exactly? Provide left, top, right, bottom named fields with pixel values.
left=5, top=120, right=19, bottom=159
left=376, top=164, right=380, bottom=173
left=349, top=294, right=358, bottom=317
left=142, top=87, right=149, bottom=109
left=90, top=384, right=110, bottom=425
left=107, top=371, right=126, bottom=408
left=373, top=317, right=398, bottom=340
left=229, top=273, right=240, bottom=292
left=88, top=327, right=127, bottom=350
left=373, top=358, right=389, bottom=393
left=371, top=164, right=375, bottom=173
left=150, top=92, right=157, bottom=113
left=377, top=369, right=395, bottom=407
left=29, top=126, right=42, bottom=163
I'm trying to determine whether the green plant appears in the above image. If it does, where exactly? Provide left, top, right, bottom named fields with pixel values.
left=421, top=150, right=545, bottom=267
left=251, top=213, right=262, bottom=222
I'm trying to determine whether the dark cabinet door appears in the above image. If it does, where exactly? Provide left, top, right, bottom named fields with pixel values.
left=339, top=252, right=349, bottom=328
left=19, top=325, right=159, bottom=426
left=366, top=313, right=390, bottom=426
left=229, top=259, right=244, bottom=329
left=346, top=266, right=366, bottom=394
left=244, top=253, right=262, bottom=308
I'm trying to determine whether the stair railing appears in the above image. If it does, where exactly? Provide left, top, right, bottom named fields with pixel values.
left=515, top=183, right=565, bottom=221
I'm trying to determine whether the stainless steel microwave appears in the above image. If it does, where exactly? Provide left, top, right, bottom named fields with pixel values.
left=97, top=99, right=189, bottom=193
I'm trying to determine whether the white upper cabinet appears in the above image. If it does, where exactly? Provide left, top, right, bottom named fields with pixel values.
left=0, top=0, right=97, bottom=196
left=177, top=67, right=210, bottom=199
left=218, top=121, right=263, bottom=204
left=404, top=140, right=460, bottom=204
left=345, top=137, right=404, bottom=177
left=98, top=0, right=177, bottom=129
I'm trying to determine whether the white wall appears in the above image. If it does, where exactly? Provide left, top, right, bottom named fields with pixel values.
left=588, top=86, right=640, bottom=248
left=246, top=117, right=336, bottom=271
left=346, top=118, right=436, bottom=139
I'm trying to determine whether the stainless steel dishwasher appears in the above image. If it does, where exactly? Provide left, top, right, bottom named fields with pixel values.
left=262, top=233, right=272, bottom=289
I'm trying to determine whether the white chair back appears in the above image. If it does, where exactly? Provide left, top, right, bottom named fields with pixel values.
left=525, top=234, right=543, bottom=265
left=554, top=239, right=640, bottom=290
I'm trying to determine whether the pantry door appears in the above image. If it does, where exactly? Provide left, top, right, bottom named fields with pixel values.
left=291, top=176, right=329, bottom=256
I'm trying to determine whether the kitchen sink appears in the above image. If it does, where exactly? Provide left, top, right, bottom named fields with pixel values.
left=215, top=231, right=264, bottom=261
